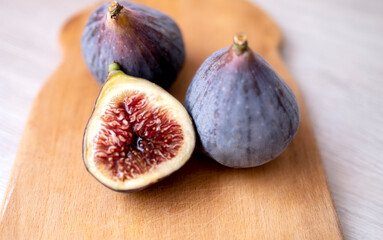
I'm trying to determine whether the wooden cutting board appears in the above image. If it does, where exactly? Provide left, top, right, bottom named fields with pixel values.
left=0, top=0, right=343, bottom=239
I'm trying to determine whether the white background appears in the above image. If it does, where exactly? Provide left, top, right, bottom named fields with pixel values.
left=0, top=0, right=382, bottom=238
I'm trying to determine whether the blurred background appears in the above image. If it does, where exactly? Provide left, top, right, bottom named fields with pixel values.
left=0, top=0, right=382, bottom=238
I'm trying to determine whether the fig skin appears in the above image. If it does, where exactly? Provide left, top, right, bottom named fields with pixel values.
left=83, top=63, right=195, bottom=192
left=185, top=33, right=300, bottom=168
left=81, top=1, right=185, bottom=88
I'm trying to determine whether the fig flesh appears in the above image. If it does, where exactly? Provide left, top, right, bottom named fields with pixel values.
left=81, top=1, right=185, bottom=88
left=185, top=33, right=300, bottom=168
left=83, top=63, right=195, bottom=192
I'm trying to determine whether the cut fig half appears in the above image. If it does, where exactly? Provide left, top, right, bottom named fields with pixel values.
left=83, top=63, right=195, bottom=192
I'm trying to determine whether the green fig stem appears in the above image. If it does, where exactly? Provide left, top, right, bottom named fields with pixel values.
left=108, top=62, right=121, bottom=72
left=108, top=1, right=123, bottom=19
left=233, top=33, right=248, bottom=55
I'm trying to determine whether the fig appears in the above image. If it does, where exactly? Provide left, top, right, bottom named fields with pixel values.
left=81, top=1, right=185, bottom=88
left=83, top=63, right=195, bottom=192
left=185, top=33, right=300, bottom=168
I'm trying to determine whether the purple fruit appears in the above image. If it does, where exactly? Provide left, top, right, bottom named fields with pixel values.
left=185, top=33, right=300, bottom=168
left=81, top=1, right=185, bottom=88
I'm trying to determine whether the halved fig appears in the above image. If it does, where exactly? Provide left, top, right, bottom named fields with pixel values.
left=83, top=63, right=195, bottom=192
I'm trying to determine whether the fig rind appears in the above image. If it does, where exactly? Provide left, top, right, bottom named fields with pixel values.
left=83, top=68, right=195, bottom=192
left=185, top=35, right=300, bottom=168
left=81, top=1, right=185, bottom=88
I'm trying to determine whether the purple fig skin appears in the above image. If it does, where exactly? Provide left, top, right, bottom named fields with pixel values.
left=81, top=1, right=185, bottom=88
left=185, top=37, right=300, bottom=168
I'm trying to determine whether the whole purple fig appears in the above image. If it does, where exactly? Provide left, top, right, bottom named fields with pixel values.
left=81, top=1, right=185, bottom=88
left=185, top=33, right=300, bottom=168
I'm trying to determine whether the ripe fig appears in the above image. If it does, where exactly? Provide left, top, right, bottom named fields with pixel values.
left=83, top=63, right=195, bottom=192
left=185, top=33, right=300, bottom=168
left=81, top=1, right=185, bottom=88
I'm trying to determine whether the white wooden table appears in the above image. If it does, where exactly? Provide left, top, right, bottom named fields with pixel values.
left=0, top=0, right=382, bottom=239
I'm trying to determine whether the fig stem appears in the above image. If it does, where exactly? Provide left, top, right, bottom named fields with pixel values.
left=108, top=62, right=121, bottom=72
left=233, top=33, right=248, bottom=55
left=108, top=1, right=123, bottom=19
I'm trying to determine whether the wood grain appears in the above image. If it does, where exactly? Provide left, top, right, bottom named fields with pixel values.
left=0, top=0, right=343, bottom=239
